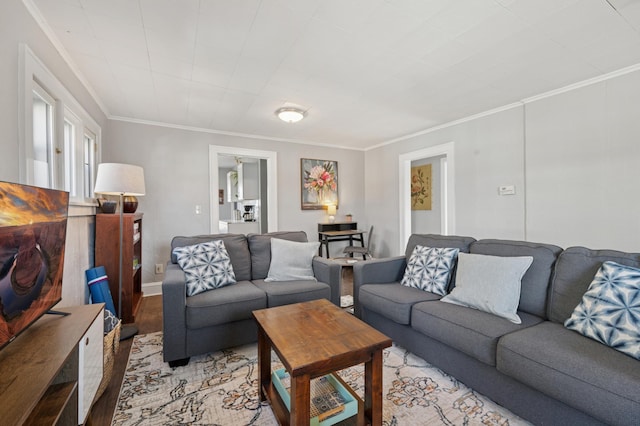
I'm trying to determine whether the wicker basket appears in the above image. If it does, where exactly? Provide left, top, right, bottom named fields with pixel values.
left=95, top=320, right=121, bottom=401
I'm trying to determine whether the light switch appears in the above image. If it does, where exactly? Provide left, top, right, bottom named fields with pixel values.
left=498, top=185, right=516, bottom=196
left=195, top=205, right=201, bottom=214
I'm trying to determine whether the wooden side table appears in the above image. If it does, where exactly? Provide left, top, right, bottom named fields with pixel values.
left=253, top=299, right=392, bottom=425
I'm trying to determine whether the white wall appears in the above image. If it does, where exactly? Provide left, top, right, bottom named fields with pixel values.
left=525, top=71, right=640, bottom=251
left=58, top=212, right=95, bottom=307
left=366, top=68, right=640, bottom=257
left=366, top=106, right=526, bottom=257
left=104, top=120, right=365, bottom=283
left=0, top=0, right=108, bottom=307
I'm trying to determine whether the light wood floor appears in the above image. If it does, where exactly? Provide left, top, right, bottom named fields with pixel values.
left=87, top=267, right=354, bottom=425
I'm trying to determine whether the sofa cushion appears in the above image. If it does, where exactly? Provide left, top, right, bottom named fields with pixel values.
left=412, top=300, right=543, bottom=366
left=173, top=240, right=236, bottom=296
left=548, top=246, right=640, bottom=323
left=405, top=234, right=476, bottom=259
left=248, top=231, right=308, bottom=280
left=185, top=281, right=266, bottom=328
left=401, top=246, right=459, bottom=296
left=359, top=283, right=441, bottom=325
left=565, top=261, right=640, bottom=360
left=171, top=234, right=252, bottom=281
left=470, top=239, right=563, bottom=318
left=252, top=279, right=330, bottom=307
left=265, top=238, right=319, bottom=282
left=497, top=321, right=640, bottom=425
left=441, top=252, right=533, bottom=324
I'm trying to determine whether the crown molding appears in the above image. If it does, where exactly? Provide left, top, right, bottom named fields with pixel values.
left=22, top=0, right=640, bottom=153
left=367, top=102, right=523, bottom=151
left=22, top=0, right=110, bottom=118
left=109, top=116, right=365, bottom=151
left=370, top=62, right=640, bottom=151
left=521, top=62, right=640, bottom=104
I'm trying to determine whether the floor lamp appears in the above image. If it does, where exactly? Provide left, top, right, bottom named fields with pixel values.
left=94, top=163, right=146, bottom=341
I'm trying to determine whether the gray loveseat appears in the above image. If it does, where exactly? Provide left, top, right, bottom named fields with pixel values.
left=162, top=231, right=341, bottom=367
left=354, top=234, right=639, bottom=425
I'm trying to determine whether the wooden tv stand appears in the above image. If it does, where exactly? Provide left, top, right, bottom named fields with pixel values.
left=0, top=304, right=103, bottom=425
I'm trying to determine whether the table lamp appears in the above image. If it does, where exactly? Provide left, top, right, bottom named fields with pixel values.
left=327, top=204, right=337, bottom=223
left=94, top=163, right=145, bottom=340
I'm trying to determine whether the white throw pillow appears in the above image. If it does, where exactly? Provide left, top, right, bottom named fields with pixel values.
left=265, top=238, right=320, bottom=282
left=173, top=240, right=236, bottom=296
left=441, top=252, right=533, bottom=324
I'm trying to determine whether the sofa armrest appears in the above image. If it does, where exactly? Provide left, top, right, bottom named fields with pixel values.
left=312, top=256, right=342, bottom=306
left=162, top=262, right=188, bottom=362
left=353, top=256, right=406, bottom=317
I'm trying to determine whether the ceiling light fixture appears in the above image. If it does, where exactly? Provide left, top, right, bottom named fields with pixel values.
left=275, top=107, right=305, bottom=123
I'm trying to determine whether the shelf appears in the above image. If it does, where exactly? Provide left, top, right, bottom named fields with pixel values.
left=263, top=373, right=364, bottom=426
left=24, top=381, right=77, bottom=426
left=96, top=213, right=143, bottom=323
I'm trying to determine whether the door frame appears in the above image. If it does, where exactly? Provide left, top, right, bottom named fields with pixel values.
left=209, top=145, right=278, bottom=233
left=398, top=142, right=455, bottom=250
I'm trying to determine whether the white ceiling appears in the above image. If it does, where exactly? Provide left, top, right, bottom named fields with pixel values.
left=30, top=0, right=640, bottom=150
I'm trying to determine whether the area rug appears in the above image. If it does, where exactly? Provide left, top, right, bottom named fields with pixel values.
left=340, top=295, right=354, bottom=308
left=112, top=332, right=531, bottom=425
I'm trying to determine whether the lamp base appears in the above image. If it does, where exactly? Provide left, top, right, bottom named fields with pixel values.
left=119, top=323, right=138, bottom=341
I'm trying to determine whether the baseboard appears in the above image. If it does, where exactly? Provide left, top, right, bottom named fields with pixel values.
left=142, top=281, right=162, bottom=296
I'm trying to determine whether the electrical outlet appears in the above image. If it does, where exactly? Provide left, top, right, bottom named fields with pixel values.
left=155, top=263, right=164, bottom=274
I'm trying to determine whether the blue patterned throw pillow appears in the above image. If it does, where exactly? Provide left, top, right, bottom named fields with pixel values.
left=401, top=245, right=459, bottom=296
left=565, top=261, right=640, bottom=360
left=173, top=240, right=236, bottom=296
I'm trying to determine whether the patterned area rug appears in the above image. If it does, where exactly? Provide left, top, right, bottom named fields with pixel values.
left=112, top=332, right=531, bottom=425
left=340, top=295, right=354, bottom=308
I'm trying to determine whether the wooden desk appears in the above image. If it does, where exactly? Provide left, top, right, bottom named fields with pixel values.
left=254, top=299, right=392, bottom=426
left=318, top=222, right=364, bottom=258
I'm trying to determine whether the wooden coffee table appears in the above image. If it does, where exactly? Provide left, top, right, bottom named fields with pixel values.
left=253, top=299, right=392, bottom=425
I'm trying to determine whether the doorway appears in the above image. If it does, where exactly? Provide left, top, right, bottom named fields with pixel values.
left=209, top=146, right=278, bottom=233
left=398, top=142, right=455, bottom=250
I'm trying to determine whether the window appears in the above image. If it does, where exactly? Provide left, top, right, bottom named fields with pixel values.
left=83, top=131, right=97, bottom=199
left=32, top=84, right=55, bottom=188
left=20, top=44, right=101, bottom=205
left=63, top=117, right=77, bottom=196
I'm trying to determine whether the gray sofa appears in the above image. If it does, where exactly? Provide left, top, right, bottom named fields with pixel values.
left=354, top=234, right=640, bottom=426
left=162, top=231, right=341, bottom=367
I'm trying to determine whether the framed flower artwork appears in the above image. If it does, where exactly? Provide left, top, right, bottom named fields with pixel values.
left=301, top=158, right=338, bottom=210
left=411, top=164, right=432, bottom=210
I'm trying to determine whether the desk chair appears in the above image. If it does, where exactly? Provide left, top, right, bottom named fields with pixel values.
left=343, top=225, right=373, bottom=260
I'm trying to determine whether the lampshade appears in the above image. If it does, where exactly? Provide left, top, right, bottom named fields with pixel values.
left=94, top=163, right=146, bottom=196
left=275, top=107, right=305, bottom=123
left=326, top=205, right=337, bottom=216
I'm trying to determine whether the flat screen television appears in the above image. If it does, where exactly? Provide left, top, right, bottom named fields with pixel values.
left=0, top=181, right=69, bottom=349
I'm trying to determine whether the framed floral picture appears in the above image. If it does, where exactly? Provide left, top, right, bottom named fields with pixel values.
left=301, top=158, right=338, bottom=210
left=411, top=164, right=432, bottom=210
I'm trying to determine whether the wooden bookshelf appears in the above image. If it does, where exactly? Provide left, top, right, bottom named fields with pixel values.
left=95, top=213, right=143, bottom=324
